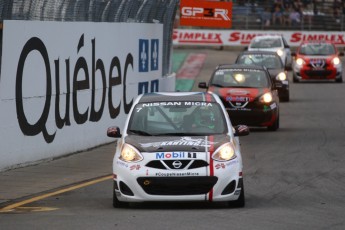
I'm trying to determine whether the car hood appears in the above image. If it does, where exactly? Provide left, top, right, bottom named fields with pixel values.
left=267, top=68, right=283, bottom=78
left=297, top=54, right=336, bottom=61
left=124, top=134, right=231, bottom=152
left=209, top=86, right=270, bottom=102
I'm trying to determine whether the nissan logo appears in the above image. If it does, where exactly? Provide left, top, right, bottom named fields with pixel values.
left=172, top=160, right=182, bottom=169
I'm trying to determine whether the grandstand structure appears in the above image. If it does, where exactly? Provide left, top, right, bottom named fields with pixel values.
left=231, top=0, right=345, bottom=31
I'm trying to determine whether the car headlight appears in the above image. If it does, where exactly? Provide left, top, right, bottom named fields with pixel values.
left=277, top=49, right=284, bottom=57
left=120, top=144, right=143, bottom=162
left=259, top=92, right=273, bottom=103
left=295, top=58, right=305, bottom=66
left=332, top=57, right=341, bottom=65
left=276, top=72, right=287, bottom=81
left=212, top=143, right=236, bottom=161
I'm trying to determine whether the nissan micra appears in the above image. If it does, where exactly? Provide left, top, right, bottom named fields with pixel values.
left=107, top=92, right=249, bottom=208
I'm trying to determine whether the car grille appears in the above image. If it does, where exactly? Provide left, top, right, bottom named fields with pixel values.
left=304, top=70, right=333, bottom=78
left=146, top=160, right=208, bottom=170
left=137, top=176, right=218, bottom=195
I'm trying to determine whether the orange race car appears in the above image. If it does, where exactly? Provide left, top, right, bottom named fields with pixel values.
left=199, top=64, right=280, bottom=131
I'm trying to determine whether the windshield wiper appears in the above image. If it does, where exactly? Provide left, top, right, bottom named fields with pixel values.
left=155, top=132, right=210, bottom=136
left=154, top=132, right=190, bottom=136
left=128, top=129, right=152, bottom=136
left=211, top=83, right=224, bottom=88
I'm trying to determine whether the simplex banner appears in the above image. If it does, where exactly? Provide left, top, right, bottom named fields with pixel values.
left=173, top=28, right=345, bottom=47
left=0, top=20, right=164, bottom=170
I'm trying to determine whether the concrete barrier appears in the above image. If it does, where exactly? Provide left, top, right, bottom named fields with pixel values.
left=0, top=20, right=175, bottom=171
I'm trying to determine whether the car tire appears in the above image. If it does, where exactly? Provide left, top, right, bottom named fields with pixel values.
left=336, top=77, right=343, bottom=83
left=113, top=182, right=129, bottom=208
left=228, top=186, right=245, bottom=208
left=280, top=93, right=290, bottom=102
left=267, top=116, right=279, bottom=131
left=293, top=74, right=299, bottom=83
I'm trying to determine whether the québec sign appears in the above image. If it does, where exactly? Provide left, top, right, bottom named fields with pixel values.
left=0, top=20, right=163, bottom=170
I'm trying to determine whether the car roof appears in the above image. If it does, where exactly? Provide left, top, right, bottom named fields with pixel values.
left=138, top=92, right=218, bottom=103
left=216, top=63, right=268, bottom=71
left=238, top=50, right=280, bottom=56
left=253, top=34, right=282, bottom=40
left=300, top=40, right=335, bottom=45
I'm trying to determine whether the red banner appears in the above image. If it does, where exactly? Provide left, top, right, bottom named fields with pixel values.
left=173, top=29, right=345, bottom=47
left=179, top=0, right=232, bottom=28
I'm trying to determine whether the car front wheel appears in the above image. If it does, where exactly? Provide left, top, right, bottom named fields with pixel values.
left=228, top=186, right=245, bottom=208
left=293, top=73, right=299, bottom=83
left=113, top=182, right=129, bottom=208
left=267, top=116, right=279, bottom=131
left=336, top=77, right=343, bottom=83
left=280, top=93, right=290, bottom=102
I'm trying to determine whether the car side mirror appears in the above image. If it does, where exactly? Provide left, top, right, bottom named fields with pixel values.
left=107, top=126, right=122, bottom=138
left=291, top=52, right=296, bottom=57
left=234, top=125, right=250, bottom=136
left=198, top=82, right=208, bottom=89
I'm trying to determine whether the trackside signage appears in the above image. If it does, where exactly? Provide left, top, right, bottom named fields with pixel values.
left=179, top=0, right=232, bottom=28
left=173, top=29, right=345, bottom=47
left=0, top=20, right=164, bottom=171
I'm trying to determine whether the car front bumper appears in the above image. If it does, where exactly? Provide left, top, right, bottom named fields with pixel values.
left=113, top=152, right=243, bottom=203
left=293, top=65, right=342, bottom=81
left=226, top=103, right=278, bottom=127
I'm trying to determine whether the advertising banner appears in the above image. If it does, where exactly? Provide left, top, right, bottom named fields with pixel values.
left=179, top=0, right=232, bottom=28
left=0, top=20, right=163, bottom=170
left=173, top=29, right=345, bottom=47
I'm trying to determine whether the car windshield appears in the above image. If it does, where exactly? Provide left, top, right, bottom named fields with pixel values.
left=250, top=38, right=282, bottom=48
left=127, top=102, right=227, bottom=136
left=299, top=43, right=336, bottom=55
left=211, top=68, right=269, bottom=88
left=236, top=54, right=283, bottom=69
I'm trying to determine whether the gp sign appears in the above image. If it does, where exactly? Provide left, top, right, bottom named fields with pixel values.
left=179, top=0, right=232, bottom=28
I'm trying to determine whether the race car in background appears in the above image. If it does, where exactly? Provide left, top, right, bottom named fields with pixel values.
left=292, top=40, right=344, bottom=83
left=247, top=34, right=292, bottom=69
left=235, top=50, right=290, bottom=102
left=107, top=92, right=250, bottom=208
left=199, top=64, right=280, bottom=131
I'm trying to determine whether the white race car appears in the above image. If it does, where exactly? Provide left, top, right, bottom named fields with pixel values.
left=107, top=92, right=249, bottom=208
left=247, top=34, right=292, bottom=69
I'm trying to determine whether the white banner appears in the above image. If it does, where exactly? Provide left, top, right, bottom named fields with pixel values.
left=0, top=20, right=164, bottom=171
left=173, top=29, right=345, bottom=47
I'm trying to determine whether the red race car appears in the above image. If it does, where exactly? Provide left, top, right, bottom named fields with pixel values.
left=199, top=64, right=280, bottom=131
left=292, top=40, right=344, bottom=83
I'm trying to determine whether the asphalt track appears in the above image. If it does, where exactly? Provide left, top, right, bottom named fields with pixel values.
left=1, top=47, right=345, bottom=230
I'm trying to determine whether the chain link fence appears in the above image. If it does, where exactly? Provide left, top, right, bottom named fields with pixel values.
left=0, top=0, right=179, bottom=76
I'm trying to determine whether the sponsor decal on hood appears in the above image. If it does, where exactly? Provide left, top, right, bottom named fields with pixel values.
left=124, top=135, right=230, bottom=152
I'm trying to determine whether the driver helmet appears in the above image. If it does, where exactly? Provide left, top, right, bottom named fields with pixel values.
left=196, top=108, right=216, bottom=129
